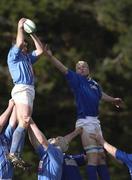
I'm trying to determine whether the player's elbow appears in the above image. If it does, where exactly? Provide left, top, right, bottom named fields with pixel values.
left=39, top=48, right=44, bottom=55
left=37, top=49, right=44, bottom=56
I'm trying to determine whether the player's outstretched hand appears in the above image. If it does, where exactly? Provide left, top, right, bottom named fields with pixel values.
left=90, top=133, right=105, bottom=145
left=75, top=127, right=83, bottom=134
left=8, top=99, right=15, bottom=108
left=113, top=97, right=124, bottom=108
left=18, top=18, right=26, bottom=29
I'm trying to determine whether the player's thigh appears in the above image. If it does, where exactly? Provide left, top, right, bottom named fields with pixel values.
left=81, top=125, right=101, bottom=161
left=15, top=103, right=32, bottom=126
left=12, top=85, right=34, bottom=117
left=16, top=103, right=32, bottom=116
left=81, top=130, right=97, bottom=147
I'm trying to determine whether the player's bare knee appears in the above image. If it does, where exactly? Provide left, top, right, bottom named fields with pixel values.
left=87, top=157, right=99, bottom=165
left=86, top=153, right=99, bottom=165
left=23, top=115, right=31, bottom=123
left=98, top=153, right=106, bottom=164
left=20, top=115, right=31, bottom=128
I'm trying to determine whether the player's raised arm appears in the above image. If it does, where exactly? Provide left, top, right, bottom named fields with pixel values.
left=28, top=118, right=49, bottom=149
left=30, top=33, right=43, bottom=57
left=64, top=127, right=83, bottom=144
left=16, top=18, right=26, bottom=48
left=102, top=92, right=123, bottom=108
left=43, top=44, right=68, bottom=74
left=0, top=99, right=15, bottom=133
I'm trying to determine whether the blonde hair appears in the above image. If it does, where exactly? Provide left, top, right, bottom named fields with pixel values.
left=48, top=136, right=69, bottom=152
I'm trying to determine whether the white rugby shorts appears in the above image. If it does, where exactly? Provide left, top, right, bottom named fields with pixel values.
left=76, top=116, right=102, bottom=135
left=11, top=84, right=35, bottom=108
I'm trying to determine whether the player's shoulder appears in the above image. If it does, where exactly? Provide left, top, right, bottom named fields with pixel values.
left=9, top=44, right=21, bottom=54
left=66, top=69, right=77, bottom=78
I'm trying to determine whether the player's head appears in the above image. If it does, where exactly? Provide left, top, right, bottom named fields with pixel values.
left=48, top=136, right=69, bottom=152
left=76, top=61, right=89, bottom=77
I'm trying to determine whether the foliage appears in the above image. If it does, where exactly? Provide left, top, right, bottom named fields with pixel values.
left=0, top=0, right=132, bottom=179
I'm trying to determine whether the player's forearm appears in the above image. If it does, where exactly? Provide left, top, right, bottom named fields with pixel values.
left=47, top=54, right=68, bottom=74
left=30, top=34, right=43, bottom=55
left=30, top=123, right=44, bottom=143
left=0, top=104, right=14, bottom=125
left=0, top=105, right=14, bottom=132
left=64, top=128, right=82, bottom=143
left=29, top=120, right=48, bottom=146
left=103, top=141, right=117, bottom=157
left=102, top=92, right=115, bottom=102
left=16, top=28, right=25, bottom=47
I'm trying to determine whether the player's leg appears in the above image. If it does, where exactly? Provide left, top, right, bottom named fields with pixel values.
left=8, top=85, right=34, bottom=170
left=81, top=129, right=99, bottom=180
left=96, top=124, right=110, bottom=180
left=8, top=103, right=32, bottom=170
left=10, top=103, right=32, bottom=155
left=97, top=153, right=110, bottom=180
left=96, top=141, right=110, bottom=179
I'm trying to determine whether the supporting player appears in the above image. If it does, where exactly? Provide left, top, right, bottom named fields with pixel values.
left=28, top=118, right=82, bottom=180
left=0, top=99, right=17, bottom=179
left=62, top=153, right=86, bottom=180
left=90, top=132, right=132, bottom=179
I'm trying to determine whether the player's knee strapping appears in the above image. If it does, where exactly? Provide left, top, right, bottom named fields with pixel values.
left=84, top=145, right=104, bottom=153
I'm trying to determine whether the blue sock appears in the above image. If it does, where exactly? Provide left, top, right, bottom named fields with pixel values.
left=86, top=165, right=98, bottom=180
left=10, top=126, right=26, bottom=155
left=17, top=131, right=26, bottom=157
left=97, top=165, right=110, bottom=180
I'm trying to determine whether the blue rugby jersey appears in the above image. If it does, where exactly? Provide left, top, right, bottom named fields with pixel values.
left=116, top=149, right=132, bottom=179
left=65, top=70, right=102, bottom=119
left=36, top=144, right=63, bottom=180
left=7, top=45, right=37, bottom=85
left=0, top=125, right=14, bottom=179
left=61, top=154, right=85, bottom=180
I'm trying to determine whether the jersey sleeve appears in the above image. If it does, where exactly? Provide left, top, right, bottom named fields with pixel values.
left=65, top=70, right=80, bottom=90
left=115, top=149, right=132, bottom=165
left=4, top=124, right=14, bottom=142
left=8, top=45, right=21, bottom=63
left=70, top=154, right=85, bottom=166
left=35, top=144, right=46, bottom=159
left=28, top=51, right=37, bottom=64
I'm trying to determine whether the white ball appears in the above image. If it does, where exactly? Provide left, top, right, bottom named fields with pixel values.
left=23, top=19, right=36, bottom=34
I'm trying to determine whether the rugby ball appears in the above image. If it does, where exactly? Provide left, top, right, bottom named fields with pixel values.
left=23, top=19, right=36, bottom=34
